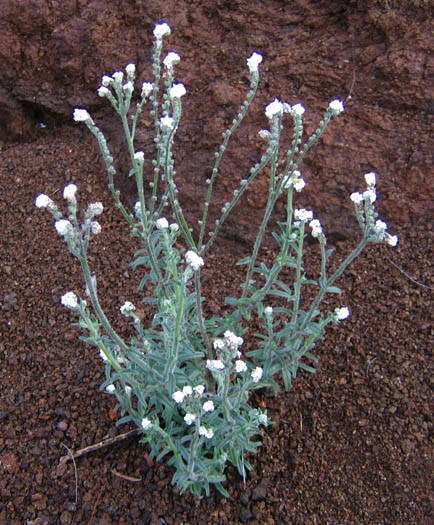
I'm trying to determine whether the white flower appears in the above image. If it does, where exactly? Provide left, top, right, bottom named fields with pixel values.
left=153, top=22, right=171, bottom=39
left=386, top=234, right=399, bottom=247
left=309, top=219, right=323, bottom=238
left=163, top=52, right=180, bottom=69
left=86, top=202, right=104, bottom=216
left=63, top=183, right=77, bottom=201
left=224, top=330, right=243, bottom=349
left=156, top=217, right=169, bottom=229
left=99, top=349, right=108, bottom=362
left=264, top=306, right=273, bottom=315
left=61, top=292, right=78, bottom=309
left=125, top=63, right=136, bottom=77
left=259, top=413, right=268, bottom=425
left=35, top=194, right=52, bottom=208
left=364, top=172, right=376, bottom=187
left=251, top=367, right=263, bottom=383
left=213, top=339, right=225, bottom=350
left=90, top=221, right=101, bottom=235
left=283, top=170, right=302, bottom=189
left=160, top=115, right=174, bottom=128
left=170, top=83, right=186, bottom=99
left=375, top=220, right=387, bottom=233
left=292, top=103, right=305, bottom=116
left=55, top=219, right=72, bottom=236
left=120, top=301, right=135, bottom=315
left=258, top=129, right=271, bottom=139
left=335, top=307, right=350, bottom=320
left=206, top=359, right=225, bottom=371
left=169, top=223, right=179, bottom=232
left=134, top=151, right=144, bottom=163
left=125, top=385, right=132, bottom=396
left=294, top=178, right=306, bottom=192
left=235, top=360, right=248, bottom=373
left=203, top=400, right=215, bottom=412
left=141, top=418, right=152, bottom=430
left=193, top=385, right=205, bottom=396
left=106, top=384, right=115, bottom=394
left=265, top=99, right=283, bottom=120
left=350, top=192, right=363, bottom=205
left=172, top=391, right=185, bottom=403
left=97, top=86, right=110, bottom=97
left=328, top=99, right=344, bottom=114
left=184, top=413, right=196, bottom=425
left=141, top=82, right=153, bottom=98
left=363, top=189, right=377, bottom=203
left=101, top=75, right=112, bottom=87
left=123, top=81, right=134, bottom=93
left=112, top=71, right=124, bottom=84
left=182, top=385, right=193, bottom=397
left=199, top=426, right=214, bottom=439
left=185, top=250, right=204, bottom=271
left=294, top=209, right=313, bottom=222
left=247, top=52, right=262, bottom=73
left=73, top=108, right=91, bottom=122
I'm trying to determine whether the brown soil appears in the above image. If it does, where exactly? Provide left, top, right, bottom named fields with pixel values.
left=1, top=1, right=433, bottom=524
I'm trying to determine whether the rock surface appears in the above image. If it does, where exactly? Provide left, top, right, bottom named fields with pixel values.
left=0, top=0, right=432, bottom=244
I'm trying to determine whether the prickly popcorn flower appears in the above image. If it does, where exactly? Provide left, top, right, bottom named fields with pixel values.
left=97, top=86, right=110, bottom=97
left=224, top=330, right=243, bottom=349
left=193, top=385, right=205, bottom=396
left=251, top=367, right=263, bottom=383
left=235, top=360, right=248, bottom=373
left=160, top=115, right=174, bottom=128
left=120, top=301, right=135, bottom=314
left=206, top=359, right=225, bottom=372
left=386, top=234, right=399, bottom=247
left=328, top=99, right=344, bottom=114
left=153, top=22, right=171, bottom=39
left=184, top=413, right=196, bottom=425
left=141, top=418, right=152, bottom=430
left=63, top=183, right=77, bottom=202
left=247, top=52, right=262, bottom=73
left=172, top=391, right=185, bottom=403
left=55, top=219, right=72, bottom=236
left=112, top=71, right=124, bottom=84
left=364, top=172, right=376, bottom=187
left=185, top=250, right=204, bottom=271
left=294, top=209, right=313, bottom=222
left=35, top=194, right=53, bottom=208
left=309, top=219, right=323, bottom=238
left=170, top=83, right=186, bottom=99
left=199, top=426, right=214, bottom=439
left=141, top=82, right=153, bottom=98
left=61, top=292, right=78, bottom=309
left=265, top=99, right=283, bottom=120
left=335, top=307, right=350, bottom=320
left=163, top=52, right=180, bottom=69
left=125, top=63, right=136, bottom=77
left=363, top=189, right=376, bottom=203
left=90, top=221, right=101, bottom=235
left=350, top=192, right=364, bottom=205
left=156, top=217, right=169, bottom=229
left=182, top=385, right=193, bottom=397
left=73, top=108, right=92, bottom=122
left=202, top=400, right=215, bottom=412
left=86, top=202, right=103, bottom=217
left=292, top=103, right=305, bottom=116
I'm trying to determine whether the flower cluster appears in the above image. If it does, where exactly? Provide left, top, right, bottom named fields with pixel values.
left=351, top=172, right=398, bottom=246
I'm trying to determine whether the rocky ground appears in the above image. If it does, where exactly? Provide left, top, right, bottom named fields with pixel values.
left=0, top=1, right=433, bottom=524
